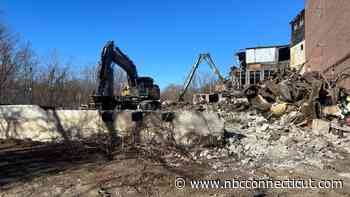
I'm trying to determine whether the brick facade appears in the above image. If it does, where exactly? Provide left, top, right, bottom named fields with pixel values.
left=305, top=0, right=350, bottom=88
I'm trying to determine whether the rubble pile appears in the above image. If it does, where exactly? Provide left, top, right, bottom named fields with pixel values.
left=190, top=109, right=350, bottom=174
left=154, top=68, right=350, bottom=174
left=243, top=69, right=350, bottom=122
left=1, top=68, right=350, bottom=196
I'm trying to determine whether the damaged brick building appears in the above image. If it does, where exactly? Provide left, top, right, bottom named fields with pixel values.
left=233, top=0, right=350, bottom=90
left=305, top=0, right=350, bottom=89
left=233, top=45, right=290, bottom=88
left=290, top=9, right=306, bottom=71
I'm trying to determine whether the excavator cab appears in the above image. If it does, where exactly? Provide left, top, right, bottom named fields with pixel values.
left=121, top=83, right=130, bottom=97
left=135, top=77, right=160, bottom=100
left=121, top=77, right=160, bottom=100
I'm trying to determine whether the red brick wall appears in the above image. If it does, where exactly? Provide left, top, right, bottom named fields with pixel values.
left=305, top=0, right=350, bottom=88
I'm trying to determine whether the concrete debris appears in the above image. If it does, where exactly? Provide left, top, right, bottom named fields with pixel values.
left=1, top=67, right=350, bottom=196
left=323, top=105, right=343, bottom=118
left=312, top=119, right=331, bottom=135
left=172, top=110, right=225, bottom=146
left=347, top=117, right=350, bottom=127
left=189, top=108, right=350, bottom=172
left=270, top=102, right=288, bottom=116
left=1, top=95, right=350, bottom=196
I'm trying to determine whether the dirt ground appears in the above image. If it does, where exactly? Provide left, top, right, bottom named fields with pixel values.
left=0, top=138, right=350, bottom=197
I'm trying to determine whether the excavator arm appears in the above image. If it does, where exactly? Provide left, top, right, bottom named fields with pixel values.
left=100, top=41, right=138, bottom=87
left=94, top=40, right=160, bottom=110
left=178, top=53, right=225, bottom=101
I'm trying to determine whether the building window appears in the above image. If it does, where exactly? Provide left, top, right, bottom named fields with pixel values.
left=301, top=44, right=304, bottom=51
left=264, top=70, right=272, bottom=79
left=238, top=71, right=246, bottom=86
left=294, top=23, right=299, bottom=31
left=249, top=71, right=255, bottom=84
left=255, top=71, right=261, bottom=84
left=248, top=71, right=262, bottom=85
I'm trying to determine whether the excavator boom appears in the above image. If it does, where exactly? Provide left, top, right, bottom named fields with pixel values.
left=178, top=53, right=225, bottom=101
left=99, top=41, right=138, bottom=87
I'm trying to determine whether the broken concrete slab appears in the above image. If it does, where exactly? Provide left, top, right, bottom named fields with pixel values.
left=312, top=119, right=331, bottom=136
left=323, top=105, right=343, bottom=118
left=172, top=110, right=225, bottom=146
left=270, top=102, right=288, bottom=116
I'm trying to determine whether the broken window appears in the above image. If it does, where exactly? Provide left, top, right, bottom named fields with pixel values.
left=249, top=71, right=255, bottom=84
left=294, top=23, right=299, bottom=31
left=264, top=70, right=273, bottom=79
left=240, top=71, right=246, bottom=86
left=248, top=71, right=262, bottom=84
left=255, top=71, right=261, bottom=84
left=278, top=47, right=290, bottom=62
left=209, top=94, right=219, bottom=103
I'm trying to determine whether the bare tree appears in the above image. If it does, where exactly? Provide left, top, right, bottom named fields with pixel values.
left=80, top=63, right=98, bottom=103
left=196, top=71, right=216, bottom=94
left=0, top=23, right=37, bottom=104
left=0, top=23, right=17, bottom=102
left=161, top=84, right=183, bottom=101
left=13, top=42, right=37, bottom=103
left=162, top=70, right=218, bottom=103
left=32, top=50, right=71, bottom=107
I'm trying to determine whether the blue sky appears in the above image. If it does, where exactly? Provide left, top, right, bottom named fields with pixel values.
left=2, top=0, right=304, bottom=89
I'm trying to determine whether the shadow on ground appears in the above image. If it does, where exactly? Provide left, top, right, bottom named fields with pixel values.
left=0, top=138, right=109, bottom=187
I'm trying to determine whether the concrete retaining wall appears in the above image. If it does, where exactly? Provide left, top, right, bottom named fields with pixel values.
left=0, top=105, right=109, bottom=141
left=0, top=105, right=225, bottom=144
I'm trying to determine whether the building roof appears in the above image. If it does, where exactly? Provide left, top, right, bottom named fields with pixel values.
left=235, top=44, right=290, bottom=57
left=290, top=9, right=305, bottom=25
left=245, top=44, right=290, bottom=50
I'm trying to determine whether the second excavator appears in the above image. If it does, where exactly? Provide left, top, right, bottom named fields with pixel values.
left=91, top=41, right=160, bottom=110
left=178, top=53, right=229, bottom=104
